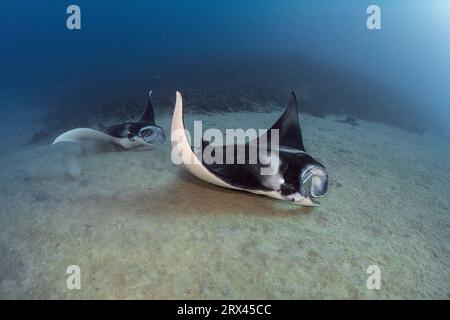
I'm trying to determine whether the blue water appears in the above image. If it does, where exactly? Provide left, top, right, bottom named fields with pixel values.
left=1, top=0, right=449, bottom=141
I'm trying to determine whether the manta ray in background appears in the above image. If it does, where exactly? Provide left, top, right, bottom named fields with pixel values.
left=53, top=90, right=166, bottom=148
left=171, top=91, right=329, bottom=207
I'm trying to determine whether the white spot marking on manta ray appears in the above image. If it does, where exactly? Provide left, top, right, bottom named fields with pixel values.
left=52, top=128, right=156, bottom=149
left=259, top=152, right=283, bottom=190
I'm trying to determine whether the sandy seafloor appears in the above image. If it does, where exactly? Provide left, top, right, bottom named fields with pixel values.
left=0, top=110, right=449, bottom=299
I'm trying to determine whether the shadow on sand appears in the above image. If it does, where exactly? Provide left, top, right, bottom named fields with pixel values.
left=117, top=170, right=315, bottom=217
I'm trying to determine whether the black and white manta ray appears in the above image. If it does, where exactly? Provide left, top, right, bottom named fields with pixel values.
left=171, top=91, right=328, bottom=207
left=53, top=90, right=166, bottom=148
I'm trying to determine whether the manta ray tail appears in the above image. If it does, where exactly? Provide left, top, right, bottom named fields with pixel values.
left=52, top=128, right=116, bottom=145
left=139, top=89, right=156, bottom=124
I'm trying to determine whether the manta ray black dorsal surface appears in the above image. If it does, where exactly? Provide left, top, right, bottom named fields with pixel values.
left=269, top=92, right=305, bottom=152
left=171, top=91, right=328, bottom=207
left=139, top=90, right=156, bottom=125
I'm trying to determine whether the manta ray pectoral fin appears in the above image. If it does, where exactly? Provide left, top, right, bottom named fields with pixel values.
left=139, top=89, right=156, bottom=124
left=52, top=128, right=116, bottom=145
left=266, top=92, right=306, bottom=151
left=171, top=91, right=239, bottom=190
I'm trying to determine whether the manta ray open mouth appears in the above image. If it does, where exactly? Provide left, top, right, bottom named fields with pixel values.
left=139, top=126, right=166, bottom=144
left=301, top=164, right=329, bottom=200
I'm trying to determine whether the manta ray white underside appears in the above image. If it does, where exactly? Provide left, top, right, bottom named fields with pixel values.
left=53, top=128, right=152, bottom=149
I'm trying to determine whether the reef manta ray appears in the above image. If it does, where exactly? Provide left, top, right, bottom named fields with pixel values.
left=171, top=91, right=328, bottom=207
left=53, top=90, right=166, bottom=148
